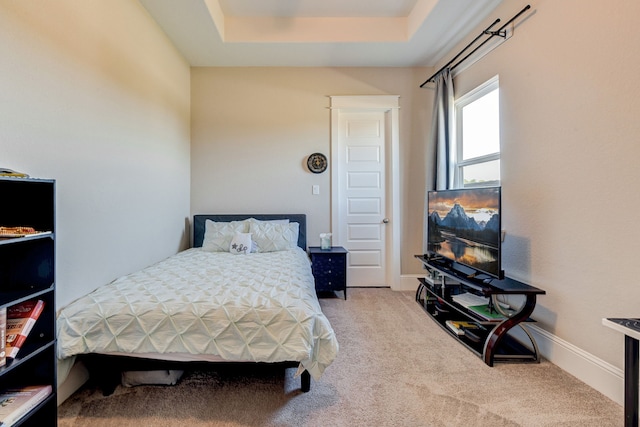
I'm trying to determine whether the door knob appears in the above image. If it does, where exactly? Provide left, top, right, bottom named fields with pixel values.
left=382, top=218, right=389, bottom=224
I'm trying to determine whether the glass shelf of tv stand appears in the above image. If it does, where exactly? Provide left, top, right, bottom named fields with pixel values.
left=414, top=254, right=546, bottom=366
left=415, top=255, right=544, bottom=296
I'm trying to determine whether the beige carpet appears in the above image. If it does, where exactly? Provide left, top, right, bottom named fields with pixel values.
left=58, top=288, right=623, bottom=426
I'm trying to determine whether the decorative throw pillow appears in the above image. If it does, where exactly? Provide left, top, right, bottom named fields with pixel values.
left=201, top=220, right=247, bottom=252
left=249, top=221, right=299, bottom=252
left=229, top=232, right=252, bottom=255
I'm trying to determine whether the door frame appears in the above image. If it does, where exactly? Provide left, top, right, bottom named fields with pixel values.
left=329, top=95, right=400, bottom=290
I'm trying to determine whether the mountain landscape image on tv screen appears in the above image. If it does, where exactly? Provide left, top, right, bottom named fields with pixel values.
left=427, top=187, right=501, bottom=278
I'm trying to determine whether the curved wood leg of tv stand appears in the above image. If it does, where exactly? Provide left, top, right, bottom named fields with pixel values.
left=483, top=294, right=539, bottom=366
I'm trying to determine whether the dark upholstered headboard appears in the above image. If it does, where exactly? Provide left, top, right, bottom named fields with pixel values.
left=193, top=214, right=307, bottom=250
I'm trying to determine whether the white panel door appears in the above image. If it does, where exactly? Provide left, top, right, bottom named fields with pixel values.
left=337, top=112, right=387, bottom=286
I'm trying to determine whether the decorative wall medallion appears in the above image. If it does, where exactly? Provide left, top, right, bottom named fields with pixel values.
left=307, top=152, right=328, bottom=173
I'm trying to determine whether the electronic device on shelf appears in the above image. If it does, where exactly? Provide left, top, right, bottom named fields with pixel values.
left=426, top=186, right=503, bottom=280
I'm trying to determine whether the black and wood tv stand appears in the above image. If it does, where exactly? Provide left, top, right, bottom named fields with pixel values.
left=415, top=255, right=545, bottom=366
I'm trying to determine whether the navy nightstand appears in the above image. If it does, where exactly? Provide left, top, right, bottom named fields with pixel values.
left=308, top=246, right=348, bottom=299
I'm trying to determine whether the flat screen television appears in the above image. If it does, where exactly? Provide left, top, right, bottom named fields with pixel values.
left=426, top=186, right=503, bottom=280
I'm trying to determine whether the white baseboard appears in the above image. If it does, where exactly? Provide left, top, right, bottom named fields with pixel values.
left=398, top=273, right=624, bottom=406
left=520, top=324, right=623, bottom=406
left=396, top=273, right=423, bottom=292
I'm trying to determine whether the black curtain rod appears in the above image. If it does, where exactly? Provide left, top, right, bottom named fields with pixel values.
left=419, top=4, right=531, bottom=88
left=419, top=18, right=501, bottom=88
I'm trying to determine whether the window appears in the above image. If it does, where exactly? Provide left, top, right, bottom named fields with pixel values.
left=454, top=76, right=500, bottom=188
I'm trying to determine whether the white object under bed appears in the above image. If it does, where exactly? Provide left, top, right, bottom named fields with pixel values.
left=56, top=246, right=338, bottom=381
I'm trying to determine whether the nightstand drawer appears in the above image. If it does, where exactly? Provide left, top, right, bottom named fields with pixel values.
left=313, top=271, right=346, bottom=291
left=311, top=255, right=345, bottom=276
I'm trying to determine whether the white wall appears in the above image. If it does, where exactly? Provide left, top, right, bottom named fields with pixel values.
left=441, top=0, right=640, bottom=402
left=190, top=67, right=431, bottom=266
left=0, top=1, right=191, bottom=308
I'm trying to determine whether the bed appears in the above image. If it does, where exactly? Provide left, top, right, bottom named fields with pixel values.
left=56, top=214, right=338, bottom=393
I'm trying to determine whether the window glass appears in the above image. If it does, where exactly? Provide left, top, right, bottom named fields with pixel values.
left=461, top=160, right=500, bottom=187
left=455, top=76, right=500, bottom=188
left=461, top=89, right=500, bottom=160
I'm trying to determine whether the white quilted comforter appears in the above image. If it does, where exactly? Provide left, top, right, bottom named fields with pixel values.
left=57, top=247, right=338, bottom=380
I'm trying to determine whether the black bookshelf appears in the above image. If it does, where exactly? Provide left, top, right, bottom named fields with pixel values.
left=0, top=177, right=57, bottom=426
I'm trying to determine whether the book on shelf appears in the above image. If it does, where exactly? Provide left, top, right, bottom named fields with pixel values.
left=0, top=385, right=52, bottom=427
left=0, top=307, right=5, bottom=367
left=445, top=320, right=465, bottom=335
left=450, top=320, right=483, bottom=330
left=0, top=168, right=29, bottom=178
left=445, top=320, right=484, bottom=336
left=0, top=227, right=48, bottom=238
left=6, top=300, right=45, bottom=359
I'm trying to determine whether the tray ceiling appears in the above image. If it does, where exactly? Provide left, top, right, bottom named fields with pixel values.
left=139, top=0, right=504, bottom=67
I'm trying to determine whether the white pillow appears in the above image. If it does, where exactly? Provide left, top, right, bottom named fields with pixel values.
left=246, top=217, right=289, bottom=225
left=229, top=232, right=252, bottom=255
left=249, top=221, right=299, bottom=252
left=245, top=218, right=291, bottom=252
left=201, top=220, right=247, bottom=252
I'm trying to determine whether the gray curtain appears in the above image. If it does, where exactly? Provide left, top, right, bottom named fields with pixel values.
left=429, top=68, right=455, bottom=191
left=424, top=68, right=454, bottom=252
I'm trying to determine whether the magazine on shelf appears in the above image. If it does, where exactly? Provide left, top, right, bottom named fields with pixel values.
left=467, top=304, right=508, bottom=320
left=6, top=300, right=45, bottom=359
left=0, top=385, right=52, bottom=427
left=0, top=308, right=6, bottom=367
left=451, top=292, right=512, bottom=320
